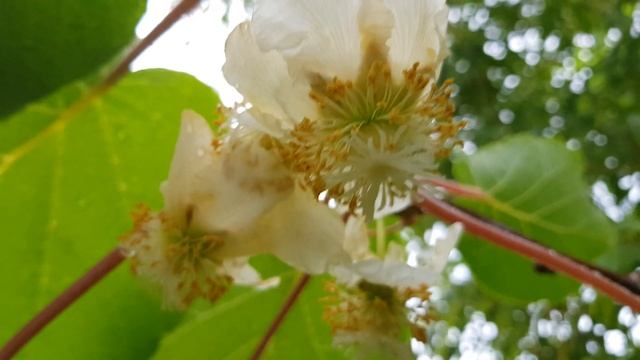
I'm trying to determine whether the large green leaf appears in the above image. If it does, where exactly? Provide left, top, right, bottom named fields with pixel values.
left=452, top=135, right=617, bottom=303
left=0, top=69, right=219, bottom=358
left=153, top=274, right=346, bottom=360
left=0, top=0, right=146, bottom=116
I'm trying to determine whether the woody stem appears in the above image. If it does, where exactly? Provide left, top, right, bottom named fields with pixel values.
left=418, top=195, right=640, bottom=311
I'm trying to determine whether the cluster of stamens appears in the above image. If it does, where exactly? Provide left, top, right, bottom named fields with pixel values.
left=265, top=57, right=464, bottom=218
left=120, top=205, right=233, bottom=309
left=163, top=224, right=232, bottom=307
left=322, top=280, right=433, bottom=355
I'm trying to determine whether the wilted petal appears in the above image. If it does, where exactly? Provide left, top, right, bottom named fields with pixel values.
left=358, top=0, right=394, bottom=50
left=220, top=188, right=350, bottom=274
left=162, top=111, right=293, bottom=233
left=343, top=216, right=370, bottom=261
left=373, top=194, right=411, bottom=220
left=252, top=0, right=363, bottom=80
left=335, top=222, right=464, bottom=288
left=384, top=0, right=449, bottom=80
left=224, top=22, right=316, bottom=125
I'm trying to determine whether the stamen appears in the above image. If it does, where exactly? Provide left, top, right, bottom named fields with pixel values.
left=322, top=280, right=433, bottom=355
left=267, top=56, right=464, bottom=219
left=120, top=208, right=235, bottom=309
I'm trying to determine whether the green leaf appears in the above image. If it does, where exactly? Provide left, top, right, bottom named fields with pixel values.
left=153, top=275, right=346, bottom=360
left=0, top=69, right=219, bottom=358
left=628, top=115, right=640, bottom=146
left=452, top=135, right=617, bottom=303
left=0, top=0, right=146, bottom=116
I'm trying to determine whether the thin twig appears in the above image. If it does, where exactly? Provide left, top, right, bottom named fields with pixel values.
left=417, top=195, right=640, bottom=311
left=0, top=249, right=125, bottom=359
left=102, top=0, right=201, bottom=86
left=249, top=274, right=311, bottom=360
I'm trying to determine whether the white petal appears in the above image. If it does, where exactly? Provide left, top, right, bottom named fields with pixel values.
left=221, top=258, right=262, bottom=285
left=161, top=110, right=215, bottom=227
left=161, top=111, right=293, bottom=232
left=193, top=139, right=294, bottom=232
left=332, top=259, right=440, bottom=288
left=224, top=22, right=316, bottom=125
left=425, top=222, right=463, bottom=273
left=252, top=0, right=363, bottom=80
left=333, top=223, right=462, bottom=288
left=384, top=0, right=449, bottom=80
left=221, top=188, right=350, bottom=274
left=343, top=216, right=371, bottom=261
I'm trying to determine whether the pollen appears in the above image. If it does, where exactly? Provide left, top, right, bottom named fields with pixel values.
left=322, top=280, right=404, bottom=338
left=322, top=280, right=434, bottom=356
left=265, top=54, right=464, bottom=219
left=120, top=207, right=235, bottom=309
left=164, top=225, right=232, bottom=306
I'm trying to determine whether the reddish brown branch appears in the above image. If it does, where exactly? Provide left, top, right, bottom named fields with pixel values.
left=0, top=249, right=125, bottom=359
left=418, top=195, right=640, bottom=311
left=102, top=0, right=201, bottom=87
left=249, top=274, right=311, bottom=360
left=423, top=177, right=489, bottom=200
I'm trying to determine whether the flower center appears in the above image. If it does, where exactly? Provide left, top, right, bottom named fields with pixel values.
left=309, top=59, right=447, bottom=129
left=264, top=54, right=464, bottom=219
left=120, top=205, right=235, bottom=309
left=163, top=212, right=233, bottom=306
left=322, top=280, right=433, bottom=356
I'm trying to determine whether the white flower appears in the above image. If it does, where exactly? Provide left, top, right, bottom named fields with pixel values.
left=322, top=219, right=463, bottom=356
left=333, top=217, right=463, bottom=288
left=223, top=0, right=463, bottom=220
left=121, top=111, right=348, bottom=308
left=161, top=111, right=293, bottom=232
left=322, top=279, right=422, bottom=360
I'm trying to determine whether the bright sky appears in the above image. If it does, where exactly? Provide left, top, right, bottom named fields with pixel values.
left=132, top=0, right=248, bottom=105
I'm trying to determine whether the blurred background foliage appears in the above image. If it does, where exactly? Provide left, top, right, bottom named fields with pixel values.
left=1, top=0, right=639, bottom=359
left=446, top=0, right=640, bottom=221
left=425, top=0, right=640, bottom=358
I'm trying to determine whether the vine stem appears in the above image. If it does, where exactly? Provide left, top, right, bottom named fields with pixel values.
left=102, top=0, right=201, bottom=87
left=249, top=274, right=311, bottom=360
left=417, top=194, right=640, bottom=312
left=0, top=249, right=125, bottom=359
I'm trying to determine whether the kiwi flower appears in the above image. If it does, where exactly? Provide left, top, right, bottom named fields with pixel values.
left=223, top=0, right=464, bottom=220
left=120, top=111, right=348, bottom=308
left=334, top=217, right=463, bottom=288
left=322, top=217, right=463, bottom=357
